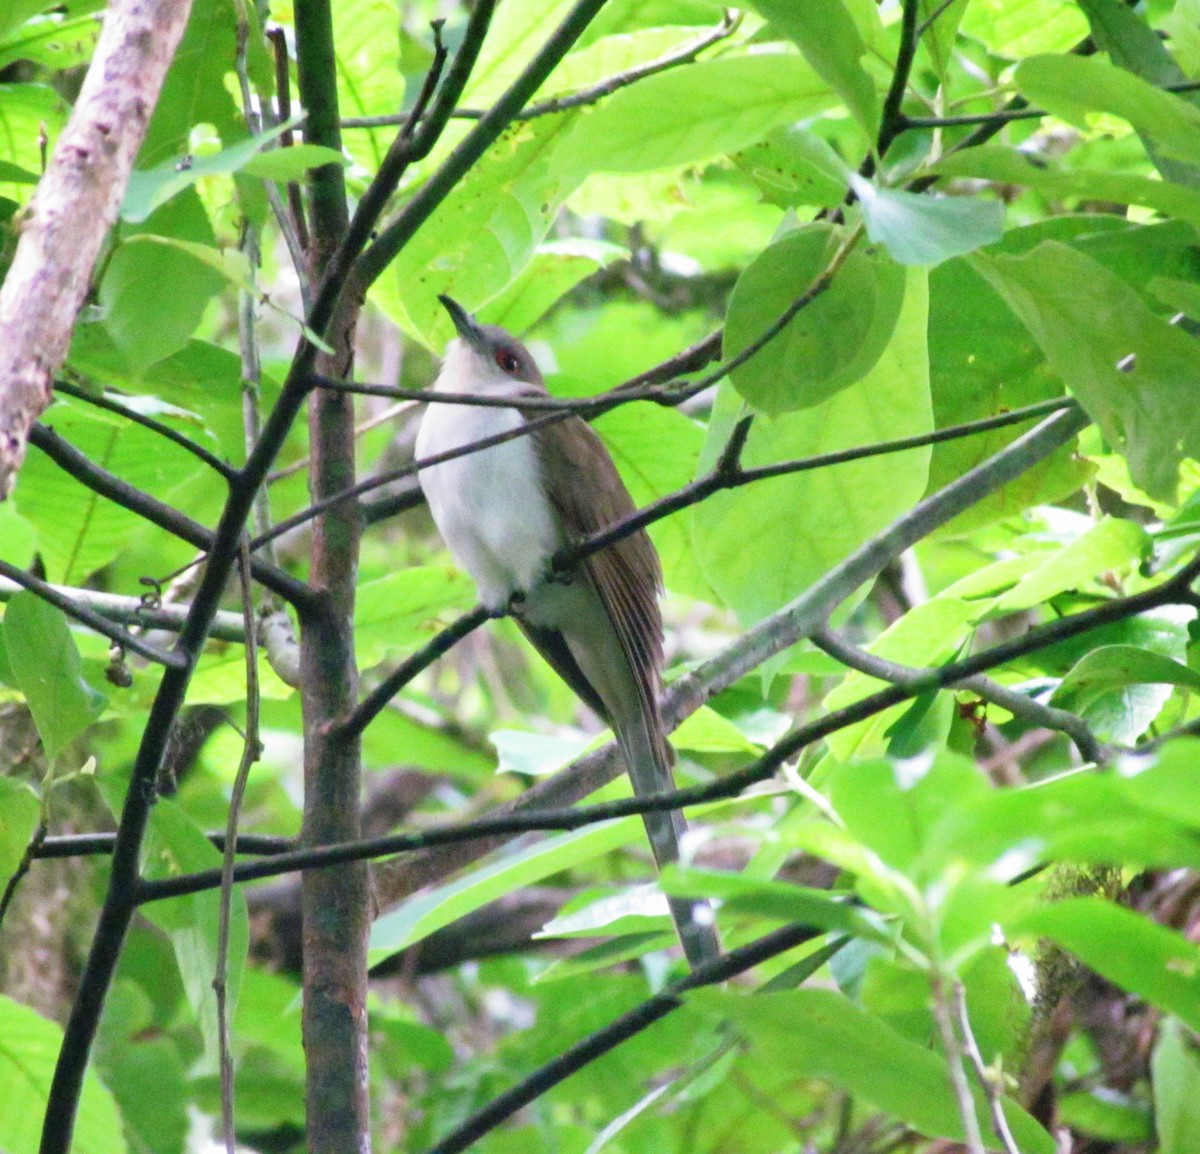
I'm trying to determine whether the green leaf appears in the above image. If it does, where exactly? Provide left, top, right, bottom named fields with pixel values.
left=0, top=994, right=127, bottom=1154
left=919, top=0, right=969, bottom=78
left=971, top=241, right=1200, bottom=501
left=1051, top=644, right=1200, bottom=743
left=731, top=125, right=850, bottom=210
left=751, top=0, right=878, bottom=138
left=355, top=565, right=476, bottom=669
left=1020, top=899, right=1200, bottom=1032
left=0, top=0, right=56, bottom=43
left=3, top=592, right=106, bottom=758
left=331, top=0, right=405, bottom=173
left=139, top=0, right=250, bottom=165
left=369, top=818, right=644, bottom=960
left=0, top=10, right=99, bottom=73
left=373, top=114, right=583, bottom=347
left=1058, top=1090, right=1153, bottom=1142
left=122, top=121, right=303, bottom=222
left=1053, top=644, right=1200, bottom=706
left=725, top=223, right=906, bottom=414
left=661, top=866, right=885, bottom=939
left=551, top=54, right=834, bottom=175
left=926, top=770, right=1200, bottom=880
left=139, top=799, right=249, bottom=1074
left=695, top=266, right=931, bottom=623
left=849, top=177, right=1005, bottom=267
left=1152, top=1018, right=1200, bottom=1154
left=688, top=987, right=1055, bottom=1153
left=959, top=0, right=1088, bottom=58
left=94, top=982, right=188, bottom=1154
left=17, top=402, right=205, bottom=583
left=239, top=141, right=348, bottom=181
left=1014, top=54, right=1200, bottom=168
left=933, top=146, right=1200, bottom=231
left=477, top=239, right=626, bottom=334
left=994, top=517, right=1149, bottom=612
left=0, top=776, right=39, bottom=886
left=101, top=189, right=227, bottom=373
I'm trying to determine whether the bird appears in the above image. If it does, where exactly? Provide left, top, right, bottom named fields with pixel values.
left=414, top=294, right=719, bottom=968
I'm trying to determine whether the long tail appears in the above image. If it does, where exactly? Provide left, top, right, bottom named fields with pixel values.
left=615, top=704, right=720, bottom=969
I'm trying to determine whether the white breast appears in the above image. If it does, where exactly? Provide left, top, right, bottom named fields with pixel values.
left=415, top=398, right=561, bottom=612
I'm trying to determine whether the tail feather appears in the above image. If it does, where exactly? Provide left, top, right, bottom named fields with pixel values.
left=616, top=708, right=720, bottom=969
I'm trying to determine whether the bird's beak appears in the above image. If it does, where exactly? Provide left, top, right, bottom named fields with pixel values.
left=438, top=294, right=488, bottom=354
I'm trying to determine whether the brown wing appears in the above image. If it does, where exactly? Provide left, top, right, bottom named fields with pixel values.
left=528, top=414, right=665, bottom=716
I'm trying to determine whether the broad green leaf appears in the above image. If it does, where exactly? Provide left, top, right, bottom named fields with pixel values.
left=16, top=402, right=205, bottom=583
left=1058, top=1092, right=1153, bottom=1142
left=731, top=125, right=850, bottom=209
left=695, top=266, right=931, bottom=623
left=538, top=883, right=675, bottom=938
left=374, top=114, right=583, bottom=346
left=477, top=239, right=626, bottom=334
left=3, top=593, right=106, bottom=758
left=140, top=0, right=243, bottom=165
left=94, top=982, right=188, bottom=1154
left=491, top=729, right=596, bottom=777
left=919, top=0, right=969, bottom=78
left=724, top=223, right=906, bottom=414
left=972, top=241, right=1200, bottom=501
left=332, top=0, right=404, bottom=172
left=369, top=818, right=645, bottom=960
left=1121, top=738, right=1200, bottom=829
left=101, top=189, right=226, bottom=373
left=1015, top=55, right=1200, bottom=168
left=661, top=866, right=884, bottom=938
left=1077, top=0, right=1200, bottom=189
left=849, top=177, right=1005, bottom=267
left=1051, top=644, right=1200, bottom=744
left=542, top=26, right=715, bottom=99
left=0, top=11, right=98, bottom=73
left=0, top=776, right=39, bottom=886
left=122, top=121, right=304, bottom=222
left=995, top=517, right=1149, bottom=612
left=463, top=0, right=577, bottom=106
left=355, top=565, right=475, bottom=669
left=925, top=770, right=1200, bottom=879
left=0, top=995, right=127, bottom=1154
left=933, top=146, right=1200, bottom=231
left=1152, top=1018, right=1200, bottom=1154
left=1020, top=899, right=1200, bottom=1032
left=551, top=54, right=834, bottom=175
left=0, top=0, right=55, bottom=42
left=752, top=0, right=878, bottom=138
left=140, top=799, right=249, bottom=1074
left=688, top=988, right=1054, bottom=1153
left=670, top=705, right=761, bottom=753
left=958, top=0, right=1089, bottom=59
left=0, top=82, right=67, bottom=184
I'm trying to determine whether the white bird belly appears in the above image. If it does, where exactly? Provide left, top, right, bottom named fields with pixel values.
left=415, top=403, right=561, bottom=610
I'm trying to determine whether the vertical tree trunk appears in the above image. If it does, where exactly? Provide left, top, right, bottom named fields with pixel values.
left=294, top=3, right=370, bottom=1150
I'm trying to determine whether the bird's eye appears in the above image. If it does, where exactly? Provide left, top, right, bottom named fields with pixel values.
left=495, top=348, right=520, bottom=375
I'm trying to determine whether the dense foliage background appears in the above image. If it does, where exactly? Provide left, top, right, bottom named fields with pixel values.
left=3, top=0, right=1200, bottom=1151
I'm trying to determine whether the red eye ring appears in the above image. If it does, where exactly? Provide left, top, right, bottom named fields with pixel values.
left=496, top=349, right=520, bottom=374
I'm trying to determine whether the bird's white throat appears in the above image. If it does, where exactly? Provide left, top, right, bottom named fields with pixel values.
left=415, top=341, right=560, bottom=611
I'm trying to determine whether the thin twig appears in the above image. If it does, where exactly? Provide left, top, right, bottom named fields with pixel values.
left=266, top=24, right=311, bottom=258
left=34, top=831, right=293, bottom=859
left=53, top=379, right=234, bottom=479
left=213, top=539, right=262, bottom=1154
left=340, top=13, right=740, bottom=130
left=811, top=625, right=1107, bottom=764
left=0, top=560, right=185, bottom=666
left=955, top=981, right=1023, bottom=1154
left=930, top=968, right=987, bottom=1154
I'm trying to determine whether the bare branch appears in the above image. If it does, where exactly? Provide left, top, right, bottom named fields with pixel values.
left=0, top=0, right=194, bottom=498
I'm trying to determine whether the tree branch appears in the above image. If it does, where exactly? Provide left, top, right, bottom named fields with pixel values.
left=0, top=561, right=186, bottom=667
left=0, top=0, right=194, bottom=498
left=810, top=625, right=1108, bottom=765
